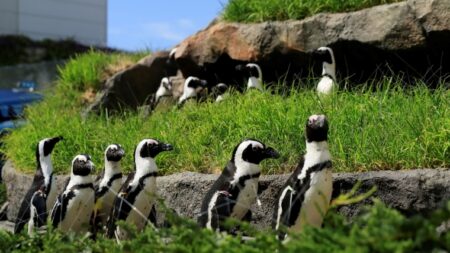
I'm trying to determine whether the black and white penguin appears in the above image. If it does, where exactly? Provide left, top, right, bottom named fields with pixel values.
left=14, top=136, right=63, bottom=234
left=211, top=83, right=229, bottom=102
left=51, top=154, right=95, bottom=233
left=198, top=139, right=280, bottom=232
left=166, top=47, right=177, bottom=65
left=315, top=47, right=336, bottom=94
left=152, top=77, right=173, bottom=110
left=236, top=63, right=263, bottom=91
left=106, top=139, right=173, bottom=239
left=273, top=114, right=332, bottom=240
left=92, top=144, right=125, bottom=228
left=178, top=76, right=208, bottom=106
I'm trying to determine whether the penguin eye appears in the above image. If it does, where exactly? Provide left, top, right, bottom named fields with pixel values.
left=252, top=146, right=259, bottom=152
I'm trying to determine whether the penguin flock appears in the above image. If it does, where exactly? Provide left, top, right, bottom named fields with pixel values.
left=14, top=114, right=332, bottom=242
left=152, top=46, right=336, bottom=110
left=13, top=46, right=337, bottom=241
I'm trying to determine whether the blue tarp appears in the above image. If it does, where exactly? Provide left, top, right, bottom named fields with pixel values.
left=0, top=89, right=43, bottom=131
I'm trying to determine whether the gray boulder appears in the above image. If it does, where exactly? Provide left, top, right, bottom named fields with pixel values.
left=85, top=51, right=178, bottom=114
left=174, top=0, right=449, bottom=86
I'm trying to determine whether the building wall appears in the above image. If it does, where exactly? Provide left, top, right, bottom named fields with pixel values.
left=0, top=0, right=107, bottom=46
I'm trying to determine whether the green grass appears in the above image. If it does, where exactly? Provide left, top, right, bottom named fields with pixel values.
left=1, top=200, right=449, bottom=252
left=59, top=49, right=148, bottom=91
left=222, top=0, right=403, bottom=23
left=2, top=76, right=449, bottom=175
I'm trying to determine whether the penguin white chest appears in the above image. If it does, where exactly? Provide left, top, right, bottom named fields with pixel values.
left=231, top=178, right=258, bottom=220
left=59, top=188, right=94, bottom=233
left=317, top=76, right=335, bottom=94
left=292, top=169, right=332, bottom=231
left=46, top=179, right=58, bottom=212
left=125, top=177, right=156, bottom=231
left=247, top=77, right=262, bottom=91
left=98, top=179, right=122, bottom=223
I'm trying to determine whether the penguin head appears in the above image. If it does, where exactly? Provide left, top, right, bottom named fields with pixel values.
left=232, top=139, right=280, bottom=166
left=214, top=83, right=228, bottom=95
left=178, top=76, right=208, bottom=106
left=155, top=77, right=173, bottom=101
left=105, top=144, right=125, bottom=162
left=305, top=114, right=329, bottom=143
left=235, top=63, right=262, bottom=79
left=71, top=154, right=94, bottom=176
left=35, top=136, right=63, bottom=171
left=135, top=139, right=174, bottom=159
left=314, top=47, right=334, bottom=65
left=36, top=136, right=63, bottom=159
left=166, top=47, right=178, bottom=65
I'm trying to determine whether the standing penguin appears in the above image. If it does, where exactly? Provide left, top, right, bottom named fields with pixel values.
left=315, top=47, right=336, bottom=95
left=92, top=144, right=125, bottom=229
left=236, top=63, right=263, bottom=91
left=51, top=154, right=95, bottom=233
left=273, top=114, right=332, bottom=240
left=178, top=76, right=208, bottom=106
left=14, top=136, right=63, bottom=234
left=198, top=139, right=279, bottom=232
left=152, top=77, right=173, bottom=110
left=107, top=139, right=173, bottom=239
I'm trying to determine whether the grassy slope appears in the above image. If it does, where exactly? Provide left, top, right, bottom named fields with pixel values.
left=2, top=52, right=449, bottom=175
left=222, top=0, right=403, bottom=23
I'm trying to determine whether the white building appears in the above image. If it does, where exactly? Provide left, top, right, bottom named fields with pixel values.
left=0, top=0, right=107, bottom=46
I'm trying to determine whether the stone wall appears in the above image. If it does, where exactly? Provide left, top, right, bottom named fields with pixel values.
left=2, top=160, right=449, bottom=228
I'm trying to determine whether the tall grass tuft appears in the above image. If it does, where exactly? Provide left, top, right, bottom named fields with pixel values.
left=222, top=0, right=404, bottom=23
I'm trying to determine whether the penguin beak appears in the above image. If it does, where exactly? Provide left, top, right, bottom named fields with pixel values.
left=49, top=136, right=63, bottom=145
left=118, top=148, right=125, bottom=157
left=263, top=147, right=280, bottom=159
left=159, top=143, right=173, bottom=152
left=89, top=160, right=95, bottom=172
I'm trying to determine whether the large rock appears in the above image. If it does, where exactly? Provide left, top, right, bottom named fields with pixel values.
left=2, top=161, right=449, bottom=229
left=85, top=51, right=178, bottom=113
left=174, top=0, right=450, bottom=86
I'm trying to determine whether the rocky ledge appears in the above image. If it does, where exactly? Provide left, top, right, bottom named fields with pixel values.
left=2, top=161, right=449, bottom=229
left=88, top=0, right=449, bottom=113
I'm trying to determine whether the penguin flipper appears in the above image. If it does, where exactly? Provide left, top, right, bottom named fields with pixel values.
left=106, top=173, right=135, bottom=238
left=30, top=191, right=48, bottom=227
left=215, top=192, right=233, bottom=231
left=14, top=190, right=34, bottom=234
left=148, top=205, right=157, bottom=226
left=51, top=190, right=75, bottom=228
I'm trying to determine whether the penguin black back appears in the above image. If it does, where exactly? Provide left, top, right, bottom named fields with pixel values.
left=198, top=139, right=279, bottom=231
left=14, top=136, right=63, bottom=234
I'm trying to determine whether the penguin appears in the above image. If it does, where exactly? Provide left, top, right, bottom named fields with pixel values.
left=315, top=47, right=336, bottom=95
left=151, top=77, right=173, bottom=110
left=211, top=83, right=228, bottom=102
left=92, top=144, right=125, bottom=229
left=272, top=114, right=332, bottom=241
left=178, top=76, right=208, bottom=106
left=166, top=47, right=177, bottom=65
left=198, top=139, right=280, bottom=232
left=27, top=189, right=47, bottom=236
left=14, top=136, right=63, bottom=234
left=236, top=63, right=263, bottom=91
left=51, top=154, right=95, bottom=233
left=106, top=139, right=173, bottom=239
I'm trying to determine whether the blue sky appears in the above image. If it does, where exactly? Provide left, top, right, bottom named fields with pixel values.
left=108, top=1, right=226, bottom=51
